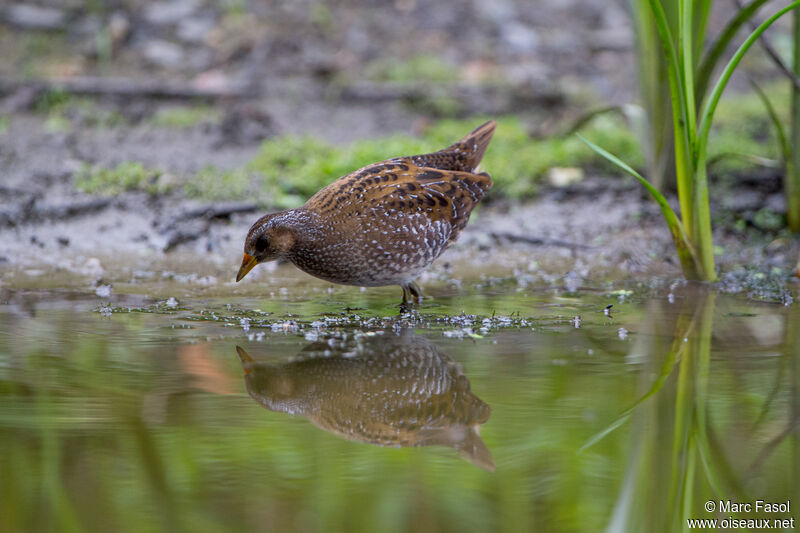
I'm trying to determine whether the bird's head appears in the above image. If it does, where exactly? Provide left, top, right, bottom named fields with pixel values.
left=236, top=213, right=296, bottom=282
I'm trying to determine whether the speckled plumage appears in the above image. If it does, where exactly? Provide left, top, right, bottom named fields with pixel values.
left=237, top=120, right=496, bottom=304
left=236, top=333, right=494, bottom=470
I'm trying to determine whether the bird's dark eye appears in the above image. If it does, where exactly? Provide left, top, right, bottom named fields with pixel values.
left=254, top=236, right=269, bottom=253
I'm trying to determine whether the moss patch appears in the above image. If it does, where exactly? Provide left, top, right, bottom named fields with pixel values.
left=182, top=115, right=643, bottom=206
left=74, top=162, right=168, bottom=196
left=149, top=106, right=222, bottom=128
left=183, top=167, right=257, bottom=203
left=364, top=54, right=460, bottom=83
left=71, top=85, right=788, bottom=208
left=34, top=90, right=126, bottom=131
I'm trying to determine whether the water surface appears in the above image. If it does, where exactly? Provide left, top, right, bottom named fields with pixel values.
left=1, top=284, right=797, bottom=532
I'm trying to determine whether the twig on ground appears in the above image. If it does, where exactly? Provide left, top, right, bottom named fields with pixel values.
left=489, top=231, right=593, bottom=250
left=0, top=76, right=258, bottom=100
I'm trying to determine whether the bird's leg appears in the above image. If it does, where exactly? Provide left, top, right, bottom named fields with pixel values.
left=401, top=284, right=412, bottom=309
left=400, top=281, right=423, bottom=311
left=407, top=281, right=423, bottom=303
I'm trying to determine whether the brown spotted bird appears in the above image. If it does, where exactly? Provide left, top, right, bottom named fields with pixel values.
left=236, top=120, right=496, bottom=305
left=236, top=332, right=494, bottom=471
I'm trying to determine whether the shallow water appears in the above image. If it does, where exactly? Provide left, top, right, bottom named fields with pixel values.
left=0, top=283, right=797, bottom=532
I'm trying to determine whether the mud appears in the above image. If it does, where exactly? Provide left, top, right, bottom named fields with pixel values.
left=0, top=0, right=798, bottom=297
left=1, top=145, right=797, bottom=303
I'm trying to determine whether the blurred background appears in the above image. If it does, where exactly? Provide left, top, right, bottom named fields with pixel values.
left=2, top=2, right=800, bottom=533
left=1, top=0, right=637, bottom=139
left=0, top=0, right=798, bottom=279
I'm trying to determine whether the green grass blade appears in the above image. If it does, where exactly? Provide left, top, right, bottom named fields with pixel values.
left=679, top=0, right=698, bottom=145
left=646, top=0, right=695, bottom=236
left=561, top=105, right=627, bottom=137
left=577, top=135, right=662, bottom=201
left=631, top=0, right=673, bottom=190
left=691, top=163, right=716, bottom=281
left=790, top=7, right=800, bottom=232
left=578, top=135, right=700, bottom=278
left=692, top=0, right=713, bottom=65
left=696, top=0, right=771, bottom=103
left=708, top=152, right=781, bottom=169
left=691, top=2, right=799, bottom=279
left=697, top=2, right=800, bottom=166
left=750, top=79, right=791, bottom=161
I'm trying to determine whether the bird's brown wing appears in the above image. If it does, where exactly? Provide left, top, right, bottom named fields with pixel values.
left=305, top=160, right=492, bottom=234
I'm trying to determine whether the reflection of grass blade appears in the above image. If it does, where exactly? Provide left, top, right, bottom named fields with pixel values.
left=688, top=292, right=728, bottom=501
left=580, top=415, right=633, bottom=453
left=128, top=414, right=181, bottom=532
left=604, top=448, right=638, bottom=533
left=792, top=306, right=800, bottom=505
left=580, top=299, right=702, bottom=453
left=38, top=386, right=82, bottom=533
left=752, top=357, right=787, bottom=430
left=696, top=427, right=733, bottom=499
left=748, top=421, right=800, bottom=477
left=668, top=320, right=693, bottom=519
left=747, top=305, right=800, bottom=477
left=702, top=422, right=748, bottom=499
left=578, top=135, right=700, bottom=278
left=679, top=434, right=698, bottom=532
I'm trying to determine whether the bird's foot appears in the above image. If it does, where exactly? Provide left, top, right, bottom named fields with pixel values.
left=400, top=282, right=424, bottom=313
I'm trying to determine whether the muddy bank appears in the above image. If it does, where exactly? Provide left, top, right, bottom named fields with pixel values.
left=1, top=1, right=798, bottom=299
left=1, top=125, right=797, bottom=302
left=0, top=105, right=797, bottom=301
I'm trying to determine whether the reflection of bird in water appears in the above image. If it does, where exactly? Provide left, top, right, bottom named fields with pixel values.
left=236, top=333, right=494, bottom=471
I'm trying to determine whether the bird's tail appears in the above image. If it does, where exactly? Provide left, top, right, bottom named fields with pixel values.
left=446, top=119, right=496, bottom=173
left=398, top=119, right=497, bottom=173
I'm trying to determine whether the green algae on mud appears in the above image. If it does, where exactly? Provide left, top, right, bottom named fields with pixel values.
left=72, top=115, right=644, bottom=204
left=57, top=84, right=793, bottom=208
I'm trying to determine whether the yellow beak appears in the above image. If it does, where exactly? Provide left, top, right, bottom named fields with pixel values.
left=236, top=253, right=258, bottom=282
